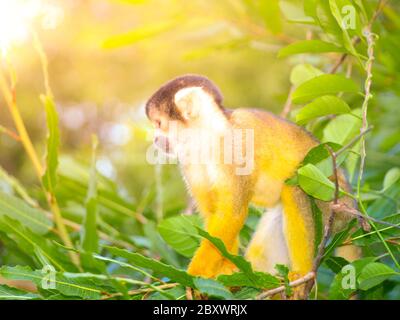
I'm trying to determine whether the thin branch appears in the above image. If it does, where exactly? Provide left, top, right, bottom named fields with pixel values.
left=354, top=12, right=399, bottom=269
left=280, top=85, right=295, bottom=118
left=256, top=272, right=315, bottom=300
left=186, top=287, right=194, bottom=300
left=331, top=203, right=400, bottom=231
left=356, top=31, right=375, bottom=198
left=0, top=125, right=21, bottom=141
left=101, top=283, right=178, bottom=300
left=348, top=220, right=400, bottom=243
left=336, top=126, right=373, bottom=157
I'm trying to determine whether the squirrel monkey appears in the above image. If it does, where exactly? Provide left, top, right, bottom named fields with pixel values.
left=145, top=74, right=354, bottom=297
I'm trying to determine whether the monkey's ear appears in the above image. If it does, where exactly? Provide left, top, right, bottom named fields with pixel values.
left=174, top=87, right=208, bottom=120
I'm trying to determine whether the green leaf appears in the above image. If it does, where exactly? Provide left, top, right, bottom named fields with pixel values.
left=102, top=20, right=178, bottom=49
left=217, top=271, right=280, bottom=289
left=382, top=168, right=400, bottom=192
left=196, top=228, right=254, bottom=277
left=41, top=94, right=60, bottom=193
left=296, top=95, right=351, bottom=125
left=144, top=221, right=180, bottom=267
left=196, top=227, right=280, bottom=288
left=310, top=198, right=323, bottom=255
left=279, top=0, right=315, bottom=24
left=102, top=246, right=194, bottom=287
left=233, top=287, right=260, bottom=299
left=324, top=256, right=349, bottom=273
left=323, top=109, right=362, bottom=145
left=0, top=266, right=103, bottom=299
left=304, top=0, right=318, bottom=19
left=315, top=0, right=343, bottom=44
left=0, top=191, right=52, bottom=235
left=292, top=74, right=359, bottom=104
left=275, top=264, right=292, bottom=296
left=298, top=164, right=335, bottom=201
left=328, top=0, right=362, bottom=58
left=358, top=263, right=398, bottom=290
left=0, top=284, right=39, bottom=300
left=148, top=285, right=186, bottom=300
left=278, top=40, right=346, bottom=58
left=329, top=257, right=376, bottom=299
left=81, top=136, right=99, bottom=254
left=0, top=216, right=67, bottom=271
left=158, top=214, right=201, bottom=258
left=0, top=166, right=37, bottom=207
left=193, top=278, right=233, bottom=300
left=302, top=142, right=343, bottom=177
left=290, top=64, right=324, bottom=87
left=259, top=0, right=282, bottom=34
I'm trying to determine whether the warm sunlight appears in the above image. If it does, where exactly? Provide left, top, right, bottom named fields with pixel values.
left=0, top=0, right=62, bottom=54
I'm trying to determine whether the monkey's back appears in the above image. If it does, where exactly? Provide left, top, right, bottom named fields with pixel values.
left=230, top=108, right=354, bottom=232
left=230, top=108, right=318, bottom=181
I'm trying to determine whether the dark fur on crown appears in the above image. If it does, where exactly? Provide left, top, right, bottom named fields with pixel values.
left=145, top=74, right=224, bottom=121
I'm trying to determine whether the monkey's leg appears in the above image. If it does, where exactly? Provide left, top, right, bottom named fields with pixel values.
left=187, top=176, right=251, bottom=278
left=218, top=238, right=239, bottom=275
left=245, top=205, right=290, bottom=274
left=281, top=185, right=315, bottom=299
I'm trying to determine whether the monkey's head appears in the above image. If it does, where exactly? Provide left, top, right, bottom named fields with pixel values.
left=145, top=74, right=227, bottom=156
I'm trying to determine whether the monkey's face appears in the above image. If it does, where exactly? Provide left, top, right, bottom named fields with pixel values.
left=145, top=75, right=226, bottom=157
left=147, top=108, right=184, bottom=156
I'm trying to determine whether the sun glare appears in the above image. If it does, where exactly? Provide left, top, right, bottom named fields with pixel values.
left=0, top=0, right=63, bottom=55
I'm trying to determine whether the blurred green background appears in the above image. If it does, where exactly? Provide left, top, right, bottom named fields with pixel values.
left=0, top=0, right=297, bottom=216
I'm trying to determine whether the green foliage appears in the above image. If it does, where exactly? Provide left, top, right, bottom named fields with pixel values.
left=279, top=40, right=346, bottom=57
left=41, top=94, right=60, bottom=193
left=0, top=285, right=39, bottom=300
left=296, top=95, right=351, bottom=125
left=158, top=214, right=202, bottom=258
left=0, top=0, right=399, bottom=301
left=193, top=278, right=233, bottom=300
left=358, top=262, right=399, bottom=290
left=100, top=246, right=195, bottom=287
left=0, top=192, right=52, bottom=235
left=292, top=74, right=359, bottom=104
left=298, top=164, right=336, bottom=201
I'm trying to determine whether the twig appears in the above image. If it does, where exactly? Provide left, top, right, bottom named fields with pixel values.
left=336, top=127, right=373, bottom=157
left=356, top=30, right=375, bottom=198
left=186, top=287, right=193, bottom=300
left=101, top=283, right=178, bottom=300
left=256, top=272, right=315, bottom=300
left=280, top=85, right=295, bottom=118
left=354, top=9, right=399, bottom=269
left=331, top=203, right=400, bottom=231
left=0, top=125, right=21, bottom=141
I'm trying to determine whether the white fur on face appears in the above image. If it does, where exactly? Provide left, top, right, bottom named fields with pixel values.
left=174, top=86, right=229, bottom=133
